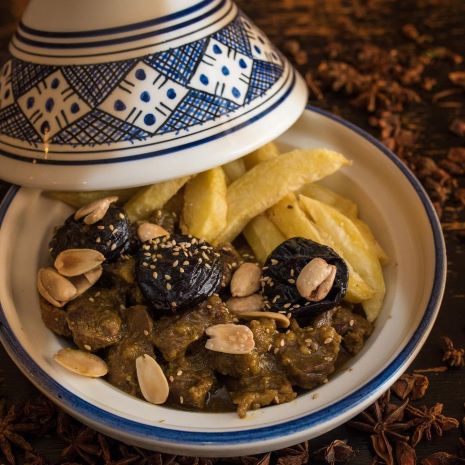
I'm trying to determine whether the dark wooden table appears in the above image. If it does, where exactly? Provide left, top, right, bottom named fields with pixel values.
left=1, top=1, right=465, bottom=464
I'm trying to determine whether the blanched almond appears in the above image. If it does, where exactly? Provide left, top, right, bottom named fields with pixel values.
left=226, top=294, right=264, bottom=313
left=137, top=223, right=169, bottom=242
left=235, top=311, right=290, bottom=328
left=296, top=258, right=337, bottom=302
left=74, top=196, right=118, bottom=225
left=230, top=262, right=261, bottom=297
left=54, top=249, right=105, bottom=277
left=37, top=267, right=76, bottom=306
left=54, top=348, right=108, bottom=377
left=70, top=265, right=103, bottom=296
left=205, top=324, right=255, bottom=354
left=136, top=354, right=169, bottom=405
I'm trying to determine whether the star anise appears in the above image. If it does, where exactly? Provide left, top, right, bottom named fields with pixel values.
left=391, top=373, right=429, bottom=400
left=23, top=451, right=50, bottom=465
left=57, top=413, right=100, bottom=465
left=313, top=439, right=355, bottom=464
left=98, top=434, right=140, bottom=465
left=421, top=451, right=465, bottom=464
left=348, top=391, right=412, bottom=465
left=395, top=441, right=416, bottom=465
left=441, top=337, right=465, bottom=368
left=0, top=399, right=34, bottom=465
left=23, top=396, right=56, bottom=435
left=131, top=446, right=179, bottom=465
left=406, top=403, right=459, bottom=446
left=275, top=442, right=309, bottom=465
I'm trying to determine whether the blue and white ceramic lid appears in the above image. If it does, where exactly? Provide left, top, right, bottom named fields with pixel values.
left=0, top=0, right=307, bottom=190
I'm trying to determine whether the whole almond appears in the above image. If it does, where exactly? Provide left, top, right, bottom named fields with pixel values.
left=54, top=249, right=105, bottom=277
left=37, top=267, right=76, bottom=306
left=74, top=196, right=118, bottom=225
left=226, top=294, right=264, bottom=313
left=137, top=223, right=169, bottom=242
left=54, top=348, right=108, bottom=377
left=136, top=354, right=169, bottom=405
left=230, top=262, right=262, bottom=297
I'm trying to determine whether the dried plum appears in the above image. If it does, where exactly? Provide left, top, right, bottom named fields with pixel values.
left=135, top=234, right=223, bottom=313
left=49, top=205, right=130, bottom=261
left=262, top=237, right=348, bottom=319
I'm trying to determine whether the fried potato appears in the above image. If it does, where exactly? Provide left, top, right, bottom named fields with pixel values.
left=124, top=176, right=190, bottom=222
left=213, top=148, right=350, bottom=245
left=181, top=167, right=227, bottom=243
left=269, top=194, right=374, bottom=303
left=353, top=218, right=389, bottom=265
left=299, top=195, right=385, bottom=321
left=299, top=182, right=358, bottom=218
left=268, top=194, right=322, bottom=243
left=243, top=214, right=285, bottom=263
left=243, top=142, right=280, bottom=170
left=44, top=187, right=142, bottom=208
left=222, top=158, right=246, bottom=184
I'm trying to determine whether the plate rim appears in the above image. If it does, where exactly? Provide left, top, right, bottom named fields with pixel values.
left=0, top=105, right=446, bottom=447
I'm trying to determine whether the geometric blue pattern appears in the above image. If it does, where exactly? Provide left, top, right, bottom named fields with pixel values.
left=157, top=89, right=239, bottom=134
left=144, top=39, right=207, bottom=87
left=212, top=15, right=252, bottom=58
left=11, top=61, right=55, bottom=98
left=245, top=60, right=284, bottom=104
left=0, top=103, right=41, bottom=142
left=0, top=12, right=284, bottom=145
left=51, top=109, right=151, bottom=145
left=61, top=60, right=137, bottom=107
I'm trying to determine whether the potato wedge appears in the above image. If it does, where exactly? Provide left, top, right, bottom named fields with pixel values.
left=299, top=195, right=385, bottom=321
left=222, top=158, right=246, bottom=184
left=243, top=142, right=280, bottom=170
left=214, top=148, right=350, bottom=245
left=181, top=167, right=227, bottom=242
left=299, top=182, right=358, bottom=218
left=267, top=194, right=323, bottom=243
left=124, top=176, right=190, bottom=222
left=269, top=194, right=374, bottom=303
left=243, top=215, right=285, bottom=263
left=44, top=187, right=142, bottom=208
left=353, top=218, right=389, bottom=265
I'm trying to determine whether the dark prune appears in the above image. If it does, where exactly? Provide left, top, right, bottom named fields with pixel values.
left=262, top=237, right=348, bottom=319
left=49, top=205, right=130, bottom=261
left=135, top=234, right=223, bottom=314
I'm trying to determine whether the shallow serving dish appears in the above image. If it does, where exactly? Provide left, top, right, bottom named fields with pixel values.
left=0, top=106, right=445, bottom=456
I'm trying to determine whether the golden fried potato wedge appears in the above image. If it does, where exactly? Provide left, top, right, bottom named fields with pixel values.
left=267, top=194, right=322, bottom=243
left=214, top=148, right=350, bottom=245
left=44, top=188, right=142, bottom=208
left=243, top=214, right=285, bottom=263
left=269, top=194, right=374, bottom=303
left=222, top=158, right=247, bottom=184
left=353, top=218, right=389, bottom=265
left=124, top=176, right=190, bottom=222
left=299, top=195, right=385, bottom=321
left=299, top=182, right=358, bottom=218
left=243, top=142, right=280, bottom=170
left=181, top=167, right=227, bottom=242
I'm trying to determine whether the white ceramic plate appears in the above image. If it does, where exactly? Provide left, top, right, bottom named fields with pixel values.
left=0, top=107, right=446, bottom=457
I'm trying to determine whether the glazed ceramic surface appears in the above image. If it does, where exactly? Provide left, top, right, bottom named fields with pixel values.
left=0, top=107, right=445, bottom=456
left=0, top=0, right=307, bottom=189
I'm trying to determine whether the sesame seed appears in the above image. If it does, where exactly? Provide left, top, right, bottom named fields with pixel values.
left=273, top=348, right=279, bottom=354
left=152, top=271, right=158, bottom=279
left=97, top=225, right=105, bottom=230
left=110, top=243, right=117, bottom=251
left=118, top=213, right=125, bottom=219
left=280, top=339, right=285, bottom=347
left=183, top=261, right=189, bottom=266
left=143, top=330, right=149, bottom=336
left=202, top=251, right=209, bottom=261
left=271, top=259, right=278, bottom=265
left=165, top=274, right=171, bottom=280
left=180, top=268, right=185, bottom=273
left=177, top=370, right=183, bottom=376
left=144, top=252, right=151, bottom=256
left=349, top=319, right=355, bottom=327
left=95, top=237, right=101, bottom=243
left=283, top=303, right=291, bottom=309
left=287, top=278, right=295, bottom=284
left=180, top=396, right=184, bottom=404
left=84, top=344, right=92, bottom=351
left=142, top=262, right=148, bottom=267
left=169, top=376, right=174, bottom=382
left=171, top=302, right=177, bottom=307
left=290, top=269, right=295, bottom=277
left=173, top=260, right=179, bottom=267
left=166, top=283, right=172, bottom=290
left=324, top=337, right=333, bottom=344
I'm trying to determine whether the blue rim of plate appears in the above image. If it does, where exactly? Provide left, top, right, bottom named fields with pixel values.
left=0, top=105, right=446, bottom=446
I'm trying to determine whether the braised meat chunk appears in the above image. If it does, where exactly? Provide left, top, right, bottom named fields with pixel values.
left=66, top=289, right=124, bottom=351
left=274, top=320, right=341, bottom=389
left=106, top=305, right=154, bottom=396
left=166, top=350, right=216, bottom=409
left=152, top=295, right=233, bottom=361
left=40, top=297, right=71, bottom=337
left=228, top=372, right=296, bottom=418
left=332, top=306, right=373, bottom=355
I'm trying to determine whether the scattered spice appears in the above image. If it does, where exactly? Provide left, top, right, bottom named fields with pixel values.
left=420, top=452, right=465, bottom=464
left=0, top=399, right=34, bottom=465
left=441, top=336, right=465, bottom=367
left=391, top=373, right=429, bottom=400
left=395, top=440, right=416, bottom=465
left=349, top=391, right=412, bottom=465
left=406, top=403, right=459, bottom=446
left=275, top=442, right=309, bottom=465
left=414, top=367, right=448, bottom=374
left=313, top=439, right=355, bottom=464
